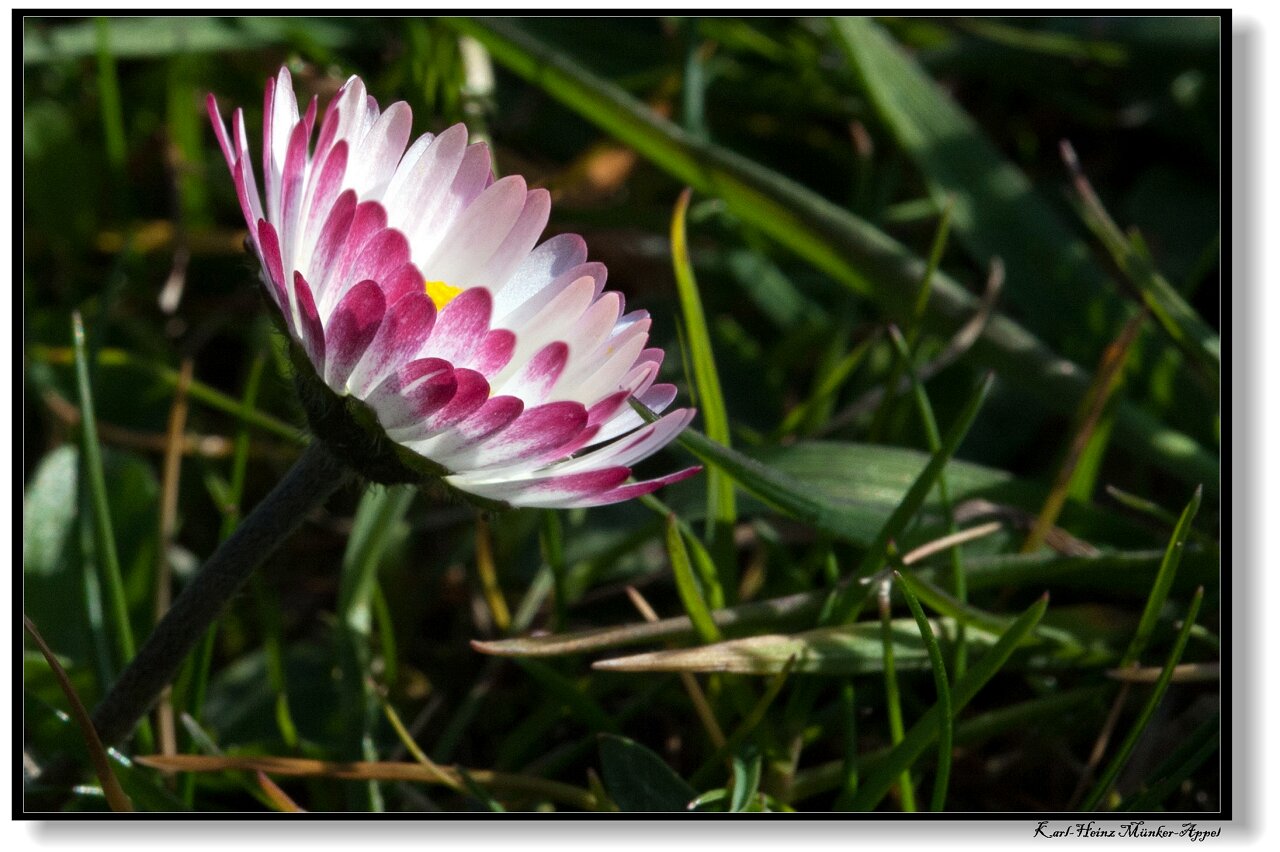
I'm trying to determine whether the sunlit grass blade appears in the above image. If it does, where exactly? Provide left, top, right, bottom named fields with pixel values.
left=671, top=188, right=737, bottom=586
left=664, top=515, right=723, bottom=644
left=23, top=615, right=133, bottom=812
left=590, top=618, right=998, bottom=676
left=1061, top=141, right=1220, bottom=394
left=1122, top=486, right=1203, bottom=666
left=1080, top=586, right=1205, bottom=810
left=446, top=16, right=1216, bottom=490
left=845, top=593, right=1048, bottom=811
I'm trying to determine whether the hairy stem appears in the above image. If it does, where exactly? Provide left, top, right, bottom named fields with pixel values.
left=90, top=440, right=354, bottom=748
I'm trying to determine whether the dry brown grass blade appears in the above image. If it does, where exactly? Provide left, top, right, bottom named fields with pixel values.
left=1022, top=309, right=1146, bottom=553
left=153, top=358, right=194, bottom=761
left=255, top=771, right=306, bottom=813
left=23, top=615, right=134, bottom=812
left=474, top=515, right=511, bottom=633
left=1106, top=662, right=1219, bottom=684
left=134, top=754, right=598, bottom=811
left=624, top=586, right=727, bottom=750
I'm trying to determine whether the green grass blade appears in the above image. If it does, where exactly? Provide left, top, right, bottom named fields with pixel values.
left=335, top=484, right=415, bottom=811
left=846, top=593, right=1049, bottom=811
left=1119, top=712, right=1219, bottom=811
left=832, top=17, right=1120, bottom=355
left=1062, top=142, right=1220, bottom=392
left=28, top=344, right=305, bottom=445
left=791, top=685, right=1106, bottom=801
left=896, top=572, right=953, bottom=811
left=664, top=515, right=723, bottom=645
left=445, top=16, right=1215, bottom=491
left=1122, top=486, right=1203, bottom=666
left=888, top=325, right=968, bottom=675
left=823, top=371, right=993, bottom=625
left=71, top=314, right=135, bottom=669
left=1080, top=586, right=1205, bottom=810
left=94, top=18, right=127, bottom=176
left=876, top=582, right=916, bottom=811
left=671, top=188, right=737, bottom=584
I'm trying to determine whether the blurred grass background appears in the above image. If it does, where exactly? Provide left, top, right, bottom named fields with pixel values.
left=22, top=15, right=1221, bottom=813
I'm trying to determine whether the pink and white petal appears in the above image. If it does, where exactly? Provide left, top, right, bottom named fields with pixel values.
left=409, top=139, right=492, bottom=257
left=473, top=188, right=551, bottom=289
left=255, top=219, right=289, bottom=313
left=449, top=466, right=631, bottom=508
left=494, top=274, right=596, bottom=386
left=555, top=408, right=696, bottom=474
left=306, top=189, right=357, bottom=292
left=497, top=261, right=606, bottom=332
left=443, top=401, right=588, bottom=472
left=427, top=287, right=493, bottom=364
left=292, top=272, right=326, bottom=372
left=587, top=383, right=680, bottom=447
left=566, top=329, right=651, bottom=406
left=564, top=466, right=702, bottom=509
left=367, top=357, right=457, bottom=431
left=346, top=101, right=412, bottom=196
left=334, top=227, right=412, bottom=317
left=492, top=341, right=568, bottom=403
left=408, top=368, right=492, bottom=436
left=378, top=261, right=429, bottom=310
left=384, top=124, right=468, bottom=235
left=491, top=233, right=590, bottom=321
left=299, top=140, right=349, bottom=250
left=465, top=329, right=516, bottom=377
left=408, top=395, right=524, bottom=464
left=316, top=200, right=388, bottom=308
left=205, top=94, right=235, bottom=168
left=347, top=291, right=437, bottom=398
left=231, top=109, right=266, bottom=228
left=419, top=175, right=527, bottom=285
left=323, top=280, right=386, bottom=389
left=277, top=118, right=313, bottom=266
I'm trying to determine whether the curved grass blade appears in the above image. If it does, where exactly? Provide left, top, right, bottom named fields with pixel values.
left=445, top=16, right=1216, bottom=491
left=1121, top=486, right=1203, bottom=666
left=24, top=615, right=133, bottom=812
left=895, top=572, right=952, bottom=811
left=845, top=592, right=1048, bottom=811
left=1080, top=586, right=1205, bottom=810
left=671, top=188, right=737, bottom=588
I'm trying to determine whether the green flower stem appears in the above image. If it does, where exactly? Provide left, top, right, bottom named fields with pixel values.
left=90, top=440, right=354, bottom=748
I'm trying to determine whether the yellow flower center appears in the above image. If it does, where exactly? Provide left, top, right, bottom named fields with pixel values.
left=425, top=280, right=463, bottom=310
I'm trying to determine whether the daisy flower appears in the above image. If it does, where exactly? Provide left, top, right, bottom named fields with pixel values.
left=207, top=68, right=698, bottom=508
